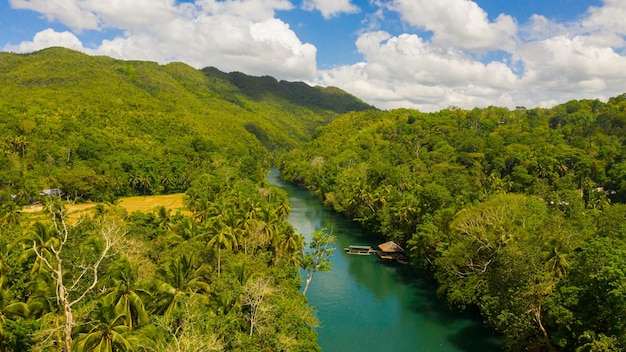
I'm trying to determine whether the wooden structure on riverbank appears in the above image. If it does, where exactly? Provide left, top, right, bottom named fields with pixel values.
left=375, top=241, right=409, bottom=264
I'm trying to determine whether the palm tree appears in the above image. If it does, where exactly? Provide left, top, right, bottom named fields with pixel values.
left=159, top=173, right=174, bottom=193
left=165, top=216, right=202, bottom=245
left=101, top=257, right=149, bottom=331
left=155, top=206, right=173, bottom=232
left=0, top=285, right=30, bottom=340
left=1, top=202, right=22, bottom=226
left=18, top=221, right=59, bottom=275
left=277, top=228, right=304, bottom=268
left=151, top=254, right=210, bottom=318
left=543, top=243, right=570, bottom=280
left=275, top=201, right=291, bottom=219
left=71, top=301, right=133, bottom=352
left=555, top=161, right=569, bottom=177
left=206, top=220, right=238, bottom=278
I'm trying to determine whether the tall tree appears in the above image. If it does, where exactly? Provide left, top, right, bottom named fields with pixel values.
left=300, top=229, right=335, bottom=296
left=206, top=220, right=237, bottom=278
left=32, top=200, right=126, bottom=352
left=151, top=254, right=210, bottom=318
left=243, top=276, right=273, bottom=337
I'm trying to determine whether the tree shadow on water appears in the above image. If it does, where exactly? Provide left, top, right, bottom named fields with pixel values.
left=390, top=264, right=503, bottom=352
left=447, top=323, right=503, bottom=352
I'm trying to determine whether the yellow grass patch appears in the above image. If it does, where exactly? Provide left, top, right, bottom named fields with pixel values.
left=22, top=193, right=191, bottom=222
left=117, top=194, right=188, bottom=214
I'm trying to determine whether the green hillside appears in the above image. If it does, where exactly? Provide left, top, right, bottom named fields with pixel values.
left=0, top=47, right=373, bottom=202
left=0, top=47, right=376, bottom=351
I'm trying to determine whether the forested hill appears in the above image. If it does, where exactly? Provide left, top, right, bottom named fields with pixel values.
left=278, top=96, right=626, bottom=351
left=1, top=47, right=360, bottom=351
left=202, top=67, right=373, bottom=114
left=0, top=47, right=372, bottom=202
left=0, top=47, right=372, bottom=149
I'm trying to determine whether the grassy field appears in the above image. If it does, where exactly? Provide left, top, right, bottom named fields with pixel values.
left=22, top=194, right=190, bottom=222
left=117, top=194, right=188, bottom=214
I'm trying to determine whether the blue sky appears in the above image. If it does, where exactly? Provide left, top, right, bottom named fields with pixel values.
left=1, top=0, right=624, bottom=111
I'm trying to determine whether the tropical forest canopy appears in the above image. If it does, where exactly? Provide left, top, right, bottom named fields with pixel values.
left=2, top=46, right=626, bottom=351
left=0, top=47, right=371, bottom=351
left=278, top=97, right=626, bottom=351
left=0, top=47, right=373, bottom=203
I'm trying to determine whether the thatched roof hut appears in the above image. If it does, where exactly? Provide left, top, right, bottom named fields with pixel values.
left=378, top=241, right=405, bottom=253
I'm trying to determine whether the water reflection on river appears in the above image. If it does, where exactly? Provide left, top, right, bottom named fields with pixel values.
left=268, top=169, right=501, bottom=352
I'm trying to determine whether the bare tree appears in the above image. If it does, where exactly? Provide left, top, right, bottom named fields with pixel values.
left=33, top=201, right=126, bottom=351
left=243, top=276, right=274, bottom=337
left=153, top=298, right=225, bottom=352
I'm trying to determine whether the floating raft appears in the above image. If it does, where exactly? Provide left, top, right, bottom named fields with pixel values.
left=344, top=245, right=373, bottom=255
left=344, top=241, right=409, bottom=264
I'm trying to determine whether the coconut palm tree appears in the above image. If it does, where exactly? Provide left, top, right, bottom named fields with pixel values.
left=155, top=206, right=173, bottom=232
left=206, top=220, right=237, bottom=278
left=0, top=202, right=22, bottom=226
left=71, top=301, right=133, bottom=352
left=277, top=228, right=304, bottom=268
left=18, top=221, right=59, bottom=275
left=0, top=285, right=30, bottom=340
left=165, top=216, right=202, bottom=245
left=150, top=254, right=210, bottom=318
left=543, top=240, right=570, bottom=280
left=100, top=257, right=149, bottom=331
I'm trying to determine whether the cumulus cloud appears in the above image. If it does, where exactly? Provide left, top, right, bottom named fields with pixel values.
left=520, top=15, right=567, bottom=41
left=3, top=28, right=86, bottom=52
left=518, top=35, right=626, bottom=92
left=316, top=31, right=519, bottom=111
left=9, top=0, right=102, bottom=31
left=6, top=0, right=316, bottom=80
left=314, top=0, right=626, bottom=111
left=583, top=0, right=626, bottom=34
left=302, top=0, right=359, bottom=19
left=386, top=0, right=517, bottom=52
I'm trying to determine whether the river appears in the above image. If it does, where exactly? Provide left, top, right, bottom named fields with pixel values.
left=268, top=168, right=502, bottom=352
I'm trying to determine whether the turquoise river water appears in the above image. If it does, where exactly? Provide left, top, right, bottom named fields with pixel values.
left=268, top=169, right=502, bottom=352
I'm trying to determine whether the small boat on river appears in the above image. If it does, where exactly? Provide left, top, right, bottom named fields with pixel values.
left=344, top=241, right=409, bottom=264
left=344, top=245, right=373, bottom=255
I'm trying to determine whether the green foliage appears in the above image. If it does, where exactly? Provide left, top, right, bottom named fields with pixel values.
left=300, top=229, right=335, bottom=296
left=279, top=95, right=626, bottom=350
left=0, top=47, right=371, bottom=203
left=1, top=318, right=40, bottom=352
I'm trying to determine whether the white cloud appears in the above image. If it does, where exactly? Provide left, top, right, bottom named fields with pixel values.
left=9, top=0, right=101, bottom=31
left=6, top=0, right=317, bottom=80
left=518, top=35, right=626, bottom=92
left=387, top=0, right=517, bottom=52
left=196, top=0, right=294, bottom=21
left=521, top=15, right=567, bottom=41
left=315, top=31, right=519, bottom=111
left=313, top=0, right=626, bottom=111
left=583, top=0, right=626, bottom=35
left=3, top=28, right=85, bottom=52
left=302, top=0, right=359, bottom=19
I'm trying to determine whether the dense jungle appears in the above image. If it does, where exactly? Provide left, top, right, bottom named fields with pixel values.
left=1, top=47, right=626, bottom=351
